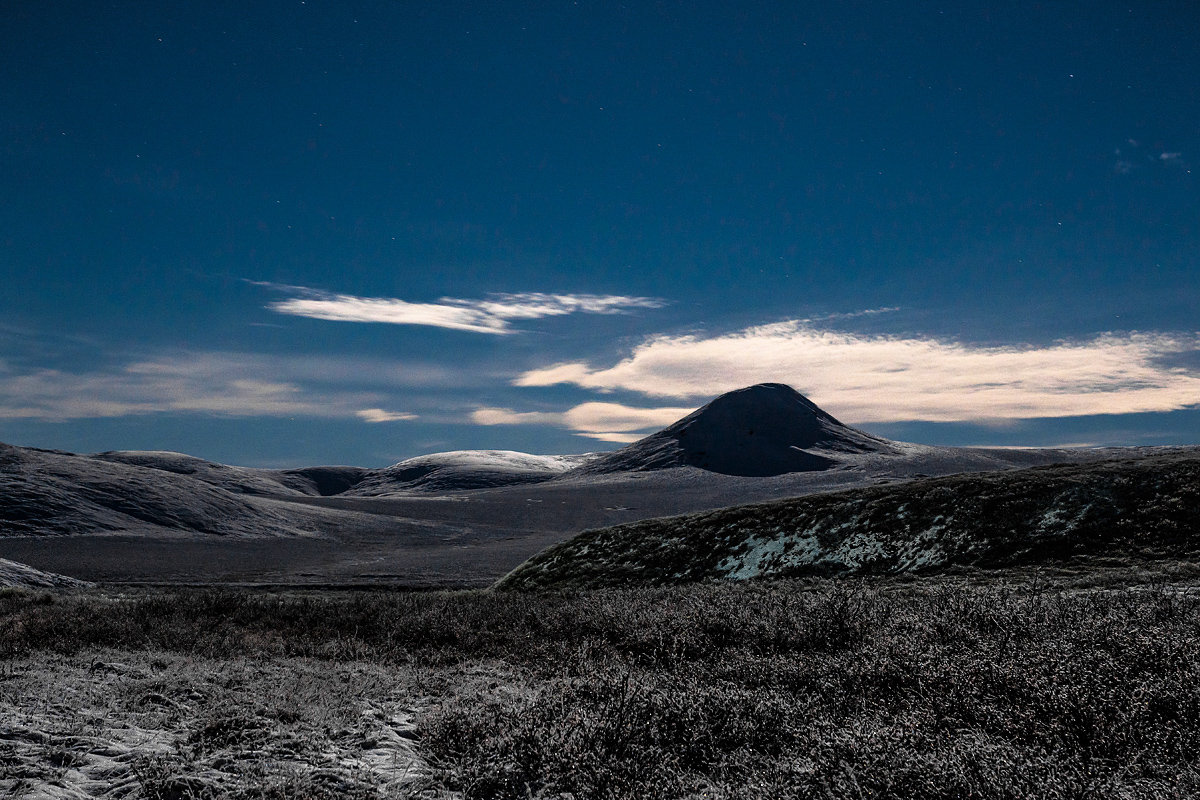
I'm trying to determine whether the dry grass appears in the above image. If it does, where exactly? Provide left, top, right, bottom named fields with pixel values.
left=4, top=573, right=1200, bottom=798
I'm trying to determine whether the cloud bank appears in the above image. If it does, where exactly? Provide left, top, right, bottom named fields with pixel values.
left=267, top=288, right=665, bottom=334
left=515, top=322, right=1200, bottom=423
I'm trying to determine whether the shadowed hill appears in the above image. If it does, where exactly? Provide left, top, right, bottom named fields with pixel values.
left=499, top=452, right=1200, bottom=590
left=272, top=466, right=371, bottom=496
left=574, top=383, right=899, bottom=477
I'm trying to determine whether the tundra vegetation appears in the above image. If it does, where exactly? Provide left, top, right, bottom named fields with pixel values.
left=4, top=569, right=1200, bottom=798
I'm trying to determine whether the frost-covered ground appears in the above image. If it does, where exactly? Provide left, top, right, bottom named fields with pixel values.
left=1, top=649, right=457, bottom=799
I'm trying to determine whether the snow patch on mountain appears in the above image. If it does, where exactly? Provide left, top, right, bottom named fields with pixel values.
left=347, top=450, right=597, bottom=495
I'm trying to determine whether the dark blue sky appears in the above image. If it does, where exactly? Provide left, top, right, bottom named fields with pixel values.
left=3, top=1, right=1198, bottom=466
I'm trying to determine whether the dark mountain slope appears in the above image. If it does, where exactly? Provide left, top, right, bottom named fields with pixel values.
left=573, top=383, right=898, bottom=477
left=499, top=452, right=1200, bottom=590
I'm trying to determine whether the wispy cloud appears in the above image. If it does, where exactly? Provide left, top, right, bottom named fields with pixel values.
left=356, top=408, right=418, bottom=423
left=0, top=352, right=457, bottom=422
left=472, top=401, right=693, bottom=442
left=514, top=321, right=1200, bottom=423
left=798, top=306, right=901, bottom=324
left=260, top=284, right=665, bottom=335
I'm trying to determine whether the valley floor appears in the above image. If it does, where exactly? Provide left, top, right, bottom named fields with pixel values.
left=5, top=566, right=1200, bottom=799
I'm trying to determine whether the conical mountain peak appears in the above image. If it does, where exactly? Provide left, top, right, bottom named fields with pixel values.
left=578, top=383, right=897, bottom=477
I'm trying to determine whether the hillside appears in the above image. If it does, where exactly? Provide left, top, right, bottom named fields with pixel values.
left=93, top=448, right=595, bottom=497
left=92, top=450, right=316, bottom=497
left=499, top=451, right=1200, bottom=589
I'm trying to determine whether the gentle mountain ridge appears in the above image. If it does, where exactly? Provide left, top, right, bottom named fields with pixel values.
left=92, top=450, right=316, bottom=497
left=92, top=449, right=597, bottom=497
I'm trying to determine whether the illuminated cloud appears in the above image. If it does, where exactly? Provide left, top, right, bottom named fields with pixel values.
left=472, top=401, right=693, bottom=442
left=514, top=321, right=1200, bottom=423
left=265, top=287, right=665, bottom=334
left=356, top=408, right=417, bottom=423
left=576, top=431, right=648, bottom=444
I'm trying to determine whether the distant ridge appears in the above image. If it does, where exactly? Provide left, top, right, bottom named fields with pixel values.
left=575, top=383, right=898, bottom=477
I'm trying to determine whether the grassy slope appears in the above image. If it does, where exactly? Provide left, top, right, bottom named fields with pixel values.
left=5, top=574, right=1200, bottom=798
left=500, top=453, right=1200, bottom=590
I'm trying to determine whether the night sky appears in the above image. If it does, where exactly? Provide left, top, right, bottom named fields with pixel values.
left=3, top=1, right=1198, bottom=467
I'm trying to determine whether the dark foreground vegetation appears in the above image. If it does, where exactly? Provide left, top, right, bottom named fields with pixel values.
left=5, top=570, right=1200, bottom=798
